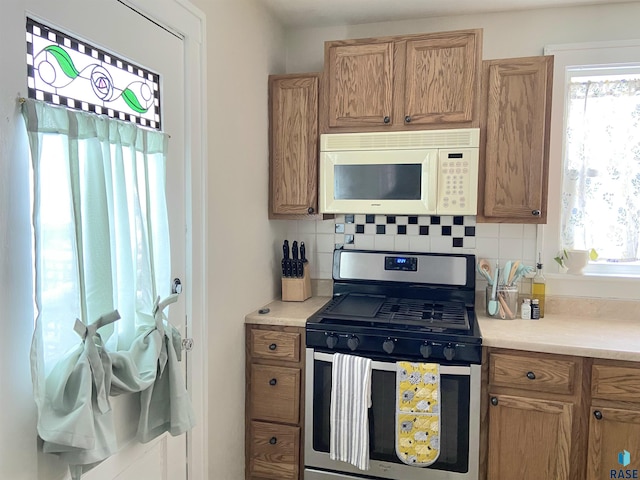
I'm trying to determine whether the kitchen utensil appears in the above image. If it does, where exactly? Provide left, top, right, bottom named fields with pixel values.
left=487, top=261, right=499, bottom=316
left=292, top=241, right=300, bottom=277
left=477, top=259, right=493, bottom=284
left=502, top=261, right=512, bottom=286
left=498, top=292, right=514, bottom=318
left=282, top=240, right=290, bottom=277
left=507, top=260, right=520, bottom=285
left=300, top=242, right=306, bottom=276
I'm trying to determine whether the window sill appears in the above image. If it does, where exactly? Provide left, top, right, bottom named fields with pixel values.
left=546, top=272, right=640, bottom=300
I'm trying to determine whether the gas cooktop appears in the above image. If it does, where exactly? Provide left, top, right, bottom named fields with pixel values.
left=306, top=249, right=482, bottom=364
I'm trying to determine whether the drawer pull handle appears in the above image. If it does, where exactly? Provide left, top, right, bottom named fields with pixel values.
left=491, top=396, right=498, bottom=406
left=269, top=343, right=277, bottom=351
left=594, top=410, right=603, bottom=420
left=383, top=116, right=390, bottom=124
left=269, top=378, right=277, bottom=386
left=526, top=371, right=536, bottom=380
left=269, top=437, right=277, bottom=445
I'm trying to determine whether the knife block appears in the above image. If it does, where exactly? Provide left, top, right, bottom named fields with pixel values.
left=282, top=263, right=311, bottom=302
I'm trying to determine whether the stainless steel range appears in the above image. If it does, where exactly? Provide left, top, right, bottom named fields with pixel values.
left=305, top=249, right=482, bottom=480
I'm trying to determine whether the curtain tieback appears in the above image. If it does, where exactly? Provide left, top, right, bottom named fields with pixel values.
left=152, top=294, right=180, bottom=372
left=73, top=310, right=121, bottom=414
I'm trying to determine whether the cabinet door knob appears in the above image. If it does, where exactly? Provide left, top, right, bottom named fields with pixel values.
left=532, top=210, right=541, bottom=216
left=383, top=116, right=390, bottom=124
left=269, top=378, right=277, bottom=386
left=526, top=371, right=536, bottom=380
left=307, top=207, right=315, bottom=214
left=405, top=115, right=411, bottom=123
left=491, top=396, right=499, bottom=406
left=593, top=410, right=603, bottom=420
left=269, top=436, right=277, bottom=445
left=268, top=343, right=277, bottom=351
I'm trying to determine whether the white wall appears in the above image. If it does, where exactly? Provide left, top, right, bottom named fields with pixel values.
left=187, top=0, right=287, bottom=478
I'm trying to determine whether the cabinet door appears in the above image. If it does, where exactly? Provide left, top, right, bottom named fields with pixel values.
left=479, top=56, right=553, bottom=223
left=587, top=407, right=640, bottom=480
left=488, top=393, right=573, bottom=480
left=403, top=31, right=480, bottom=126
left=269, top=74, right=319, bottom=218
left=325, top=41, right=394, bottom=128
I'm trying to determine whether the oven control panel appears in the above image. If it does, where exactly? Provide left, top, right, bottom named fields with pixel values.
left=384, top=255, right=417, bottom=272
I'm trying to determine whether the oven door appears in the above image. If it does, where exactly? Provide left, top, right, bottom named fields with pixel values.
left=304, top=348, right=480, bottom=480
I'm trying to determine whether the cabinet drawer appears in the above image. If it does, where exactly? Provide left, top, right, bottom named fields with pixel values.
left=489, top=352, right=577, bottom=394
left=249, top=421, right=300, bottom=480
left=250, top=364, right=300, bottom=423
left=592, top=364, right=640, bottom=402
left=251, top=329, right=301, bottom=362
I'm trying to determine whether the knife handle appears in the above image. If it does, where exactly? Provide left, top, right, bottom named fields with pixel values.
left=292, top=241, right=298, bottom=260
left=300, top=242, right=306, bottom=263
left=283, top=240, right=289, bottom=260
left=281, top=258, right=287, bottom=277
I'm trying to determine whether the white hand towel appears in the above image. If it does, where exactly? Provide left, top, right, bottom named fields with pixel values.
left=330, top=353, right=372, bottom=471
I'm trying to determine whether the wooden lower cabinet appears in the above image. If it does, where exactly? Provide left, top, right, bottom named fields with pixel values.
left=246, top=324, right=305, bottom=480
left=249, top=421, right=300, bottom=480
left=587, top=360, right=640, bottom=480
left=487, top=394, right=573, bottom=480
left=484, top=348, right=588, bottom=480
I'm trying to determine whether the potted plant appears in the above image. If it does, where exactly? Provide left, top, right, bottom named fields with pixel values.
left=554, top=248, right=598, bottom=274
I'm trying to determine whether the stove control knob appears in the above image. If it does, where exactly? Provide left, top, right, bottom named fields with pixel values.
left=420, top=343, right=432, bottom=359
left=326, top=334, right=339, bottom=349
left=443, top=344, right=456, bottom=361
left=347, top=335, right=359, bottom=351
left=382, top=338, right=395, bottom=354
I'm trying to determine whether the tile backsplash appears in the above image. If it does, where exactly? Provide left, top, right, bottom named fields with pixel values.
left=281, top=215, right=537, bottom=286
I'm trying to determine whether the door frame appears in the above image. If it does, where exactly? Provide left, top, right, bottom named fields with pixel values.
left=123, top=0, right=208, bottom=477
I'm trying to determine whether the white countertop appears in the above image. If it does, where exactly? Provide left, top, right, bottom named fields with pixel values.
left=246, top=296, right=640, bottom=362
left=478, top=313, right=640, bottom=362
left=245, top=296, right=331, bottom=327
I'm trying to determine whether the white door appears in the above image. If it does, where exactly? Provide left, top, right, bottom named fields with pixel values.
left=24, top=1, right=189, bottom=479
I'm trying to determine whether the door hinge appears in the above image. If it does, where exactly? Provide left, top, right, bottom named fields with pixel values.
left=182, top=337, right=194, bottom=351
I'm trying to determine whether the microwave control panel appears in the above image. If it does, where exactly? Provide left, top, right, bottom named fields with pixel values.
left=436, top=148, right=479, bottom=215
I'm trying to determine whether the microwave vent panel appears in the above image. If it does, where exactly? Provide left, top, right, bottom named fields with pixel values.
left=321, top=128, right=480, bottom=152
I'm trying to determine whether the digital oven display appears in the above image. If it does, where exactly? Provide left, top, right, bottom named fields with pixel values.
left=384, top=256, right=418, bottom=272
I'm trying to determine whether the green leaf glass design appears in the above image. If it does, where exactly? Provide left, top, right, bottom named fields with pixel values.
left=44, top=45, right=80, bottom=79
left=122, top=88, right=148, bottom=113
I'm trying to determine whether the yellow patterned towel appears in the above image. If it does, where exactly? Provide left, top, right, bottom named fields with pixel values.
left=396, top=362, right=440, bottom=467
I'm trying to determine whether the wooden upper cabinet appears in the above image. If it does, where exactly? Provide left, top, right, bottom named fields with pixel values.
left=269, top=73, right=320, bottom=218
left=321, top=29, right=482, bottom=133
left=402, top=31, right=480, bottom=126
left=326, top=41, right=394, bottom=128
left=478, top=56, right=554, bottom=223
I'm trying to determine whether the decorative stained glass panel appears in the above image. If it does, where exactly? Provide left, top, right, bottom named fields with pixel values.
left=26, top=17, right=161, bottom=129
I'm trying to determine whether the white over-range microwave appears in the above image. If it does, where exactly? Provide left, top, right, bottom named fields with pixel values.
left=319, top=128, right=480, bottom=215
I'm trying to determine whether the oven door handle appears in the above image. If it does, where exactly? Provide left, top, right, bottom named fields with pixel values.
left=311, top=350, right=471, bottom=375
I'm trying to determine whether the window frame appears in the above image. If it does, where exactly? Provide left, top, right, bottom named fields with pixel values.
left=541, top=39, right=640, bottom=298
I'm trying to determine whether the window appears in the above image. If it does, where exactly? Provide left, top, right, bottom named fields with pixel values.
left=26, top=17, right=161, bottom=129
left=544, top=41, right=640, bottom=281
left=561, top=65, right=640, bottom=272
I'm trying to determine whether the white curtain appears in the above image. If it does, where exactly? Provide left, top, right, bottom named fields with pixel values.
left=22, top=99, right=195, bottom=477
left=562, top=77, right=640, bottom=261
